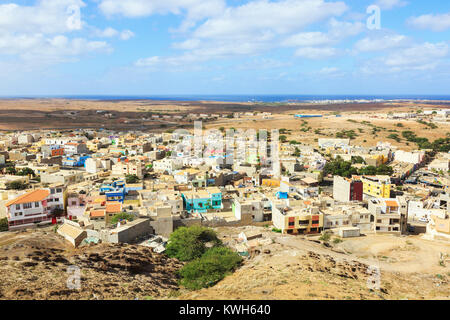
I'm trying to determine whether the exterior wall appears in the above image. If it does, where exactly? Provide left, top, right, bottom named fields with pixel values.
left=272, top=206, right=323, bottom=235
left=333, top=176, right=363, bottom=202
left=110, top=219, right=153, bottom=243
left=362, top=177, right=391, bottom=198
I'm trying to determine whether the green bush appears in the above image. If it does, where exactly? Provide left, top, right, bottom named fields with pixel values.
left=125, top=174, right=140, bottom=184
left=0, top=218, right=8, bottom=232
left=166, top=226, right=221, bottom=261
left=272, top=228, right=282, bottom=233
left=319, top=232, right=331, bottom=242
left=179, top=247, right=242, bottom=290
left=5, top=181, right=28, bottom=190
left=111, top=212, right=135, bottom=225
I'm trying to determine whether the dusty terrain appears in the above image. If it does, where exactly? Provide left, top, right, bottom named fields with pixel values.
left=205, top=112, right=450, bottom=151
left=180, top=227, right=450, bottom=300
left=1, top=98, right=448, bottom=138
left=0, top=229, right=183, bottom=300
left=0, top=226, right=449, bottom=300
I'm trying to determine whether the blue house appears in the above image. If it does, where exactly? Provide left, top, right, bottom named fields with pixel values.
left=100, top=180, right=143, bottom=203
left=181, top=187, right=223, bottom=213
left=62, top=155, right=91, bottom=167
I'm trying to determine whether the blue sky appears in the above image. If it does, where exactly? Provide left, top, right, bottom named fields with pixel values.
left=0, top=0, right=449, bottom=95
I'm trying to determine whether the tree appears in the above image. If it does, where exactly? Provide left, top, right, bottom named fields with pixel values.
left=111, top=212, right=135, bottom=225
left=6, top=181, right=28, bottom=190
left=279, top=135, right=287, bottom=143
left=324, top=157, right=358, bottom=178
left=358, top=166, right=377, bottom=175
left=5, top=167, right=16, bottom=175
left=17, top=167, right=35, bottom=177
left=125, top=174, right=140, bottom=184
left=179, top=246, right=242, bottom=290
left=49, top=208, right=65, bottom=218
left=166, top=226, right=222, bottom=262
left=0, top=218, right=8, bottom=232
left=351, top=156, right=366, bottom=164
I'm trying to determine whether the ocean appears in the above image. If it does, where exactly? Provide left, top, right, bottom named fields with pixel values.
left=5, top=94, right=450, bottom=103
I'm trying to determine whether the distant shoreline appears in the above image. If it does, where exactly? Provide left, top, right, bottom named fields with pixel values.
left=1, top=95, right=450, bottom=104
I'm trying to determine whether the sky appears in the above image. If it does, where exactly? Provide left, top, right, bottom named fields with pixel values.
left=0, top=0, right=449, bottom=96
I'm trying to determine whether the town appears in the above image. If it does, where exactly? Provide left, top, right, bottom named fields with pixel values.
left=0, top=103, right=449, bottom=300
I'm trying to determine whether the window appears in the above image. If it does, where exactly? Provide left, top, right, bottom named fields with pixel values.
left=56, top=188, right=62, bottom=193
left=16, top=204, right=21, bottom=210
left=34, top=202, right=40, bottom=208
left=312, top=220, right=320, bottom=225
left=288, top=221, right=295, bottom=227
left=51, top=189, right=55, bottom=194
left=23, top=203, right=32, bottom=209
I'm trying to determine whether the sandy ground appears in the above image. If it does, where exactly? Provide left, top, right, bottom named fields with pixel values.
left=180, top=226, right=450, bottom=300
left=0, top=99, right=448, bottom=136
left=205, top=112, right=449, bottom=151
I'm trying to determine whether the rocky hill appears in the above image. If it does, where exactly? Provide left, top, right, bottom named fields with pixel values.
left=0, top=229, right=183, bottom=300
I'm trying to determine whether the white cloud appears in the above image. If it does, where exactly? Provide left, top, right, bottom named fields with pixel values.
left=193, top=0, right=348, bottom=40
left=360, top=42, right=449, bottom=74
left=375, top=0, right=408, bottom=10
left=0, top=1, right=112, bottom=68
left=0, top=0, right=86, bottom=34
left=99, top=0, right=226, bottom=31
left=92, top=27, right=135, bottom=40
left=354, top=34, right=410, bottom=52
left=407, top=13, right=450, bottom=32
left=282, top=32, right=331, bottom=47
left=136, top=0, right=349, bottom=68
left=120, top=30, right=135, bottom=40
left=295, top=47, right=338, bottom=59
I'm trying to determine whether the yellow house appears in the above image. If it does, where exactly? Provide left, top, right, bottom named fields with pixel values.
left=261, top=179, right=281, bottom=188
left=86, top=140, right=99, bottom=152
left=361, top=176, right=392, bottom=198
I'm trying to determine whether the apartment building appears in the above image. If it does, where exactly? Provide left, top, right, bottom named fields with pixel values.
left=111, top=161, right=144, bottom=179
left=272, top=204, right=324, bottom=235
left=152, top=157, right=183, bottom=174
left=233, top=195, right=270, bottom=223
left=361, top=175, right=392, bottom=199
left=333, top=176, right=363, bottom=202
left=5, top=186, right=66, bottom=230
left=368, top=198, right=407, bottom=234
left=64, top=142, right=89, bottom=156
left=181, top=187, right=223, bottom=213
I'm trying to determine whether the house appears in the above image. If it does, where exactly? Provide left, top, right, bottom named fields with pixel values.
left=41, top=145, right=64, bottom=158
left=62, top=155, right=91, bottom=167
left=64, top=142, right=89, bottom=156
left=5, top=187, right=66, bottom=230
left=233, top=195, right=269, bottom=223
left=153, top=157, right=183, bottom=174
left=272, top=204, right=324, bottom=235
left=181, top=187, right=223, bottom=213
left=57, top=221, right=87, bottom=247
left=85, top=157, right=112, bottom=174
left=333, top=176, right=363, bottom=202
left=361, top=175, right=392, bottom=199
left=318, top=138, right=350, bottom=149
left=111, top=160, right=144, bottom=179
left=368, top=198, right=407, bottom=234
left=40, top=170, right=84, bottom=185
